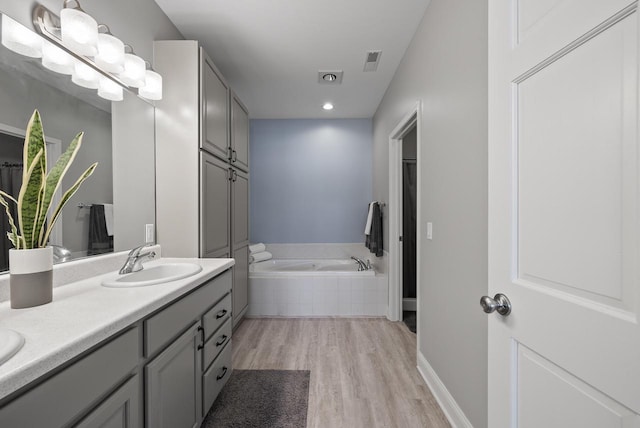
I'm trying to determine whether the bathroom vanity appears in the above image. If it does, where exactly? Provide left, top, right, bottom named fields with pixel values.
left=0, top=257, right=234, bottom=428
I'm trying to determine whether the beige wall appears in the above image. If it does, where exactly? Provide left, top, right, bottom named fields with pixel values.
left=372, top=0, right=488, bottom=426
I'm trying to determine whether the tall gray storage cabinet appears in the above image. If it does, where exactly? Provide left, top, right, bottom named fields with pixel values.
left=154, top=40, right=250, bottom=327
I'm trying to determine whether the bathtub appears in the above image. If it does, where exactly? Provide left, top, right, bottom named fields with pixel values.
left=250, top=259, right=376, bottom=276
left=248, top=258, right=387, bottom=317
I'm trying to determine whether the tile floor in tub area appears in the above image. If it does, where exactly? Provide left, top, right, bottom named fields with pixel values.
left=248, top=275, right=388, bottom=317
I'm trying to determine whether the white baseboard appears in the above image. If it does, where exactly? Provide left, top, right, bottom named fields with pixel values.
left=417, top=351, right=473, bottom=428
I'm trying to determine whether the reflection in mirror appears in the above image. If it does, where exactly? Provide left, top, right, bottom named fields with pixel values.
left=0, top=12, right=156, bottom=272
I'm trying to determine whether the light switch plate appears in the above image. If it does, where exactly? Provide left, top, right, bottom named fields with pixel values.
left=145, top=224, right=154, bottom=243
left=426, top=222, right=433, bottom=240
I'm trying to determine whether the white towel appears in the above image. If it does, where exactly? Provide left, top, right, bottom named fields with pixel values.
left=250, top=251, right=272, bottom=263
left=103, top=204, right=114, bottom=237
left=364, top=202, right=375, bottom=235
left=249, top=243, right=266, bottom=254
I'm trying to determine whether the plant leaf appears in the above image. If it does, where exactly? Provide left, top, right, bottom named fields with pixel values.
left=41, top=162, right=97, bottom=246
left=17, top=149, right=45, bottom=249
left=36, top=132, right=84, bottom=246
left=0, top=191, right=20, bottom=249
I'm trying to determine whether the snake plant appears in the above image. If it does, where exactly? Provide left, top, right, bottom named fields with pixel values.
left=0, top=110, right=97, bottom=249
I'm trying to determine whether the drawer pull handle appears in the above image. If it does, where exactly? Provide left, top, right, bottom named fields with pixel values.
left=197, top=326, right=205, bottom=350
left=216, top=335, right=228, bottom=346
left=216, top=309, right=228, bottom=319
left=217, top=366, right=228, bottom=380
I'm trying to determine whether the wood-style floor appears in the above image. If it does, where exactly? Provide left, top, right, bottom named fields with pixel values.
left=232, top=317, right=450, bottom=428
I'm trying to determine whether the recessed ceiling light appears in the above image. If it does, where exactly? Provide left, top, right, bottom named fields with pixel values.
left=322, top=73, right=337, bottom=82
left=322, top=102, right=334, bottom=111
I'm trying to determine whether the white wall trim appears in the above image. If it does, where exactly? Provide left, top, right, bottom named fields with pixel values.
left=417, top=351, right=473, bottom=428
left=388, top=102, right=421, bottom=322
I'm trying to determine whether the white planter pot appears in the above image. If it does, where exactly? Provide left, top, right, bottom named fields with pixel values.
left=9, top=247, right=53, bottom=309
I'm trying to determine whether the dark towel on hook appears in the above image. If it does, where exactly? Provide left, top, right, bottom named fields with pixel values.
left=88, top=204, right=113, bottom=256
left=365, top=202, right=383, bottom=257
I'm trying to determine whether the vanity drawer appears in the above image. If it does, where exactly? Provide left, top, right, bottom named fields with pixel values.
left=202, top=339, right=232, bottom=415
left=203, top=317, right=232, bottom=371
left=0, top=327, right=139, bottom=427
left=202, top=292, right=231, bottom=340
left=145, top=269, right=232, bottom=356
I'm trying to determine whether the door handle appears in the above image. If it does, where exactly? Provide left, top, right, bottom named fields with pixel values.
left=480, top=293, right=512, bottom=316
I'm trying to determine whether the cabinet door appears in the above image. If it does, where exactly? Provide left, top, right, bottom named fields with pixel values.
left=146, top=323, right=202, bottom=428
left=232, top=245, right=249, bottom=326
left=200, top=49, right=229, bottom=160
left=231, top=93, right=249, bottom=172
left=231, top=167, right=249, bottom=248
left=200, top=152, right=230, bottom=258
left=75, top=375, right=140, bottom=428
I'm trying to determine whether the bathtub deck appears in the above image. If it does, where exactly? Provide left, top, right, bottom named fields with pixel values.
left=232, top=317, right=450, bottom=428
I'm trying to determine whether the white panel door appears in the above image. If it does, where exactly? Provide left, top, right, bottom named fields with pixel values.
left=488, top=1, right=640, bottom=427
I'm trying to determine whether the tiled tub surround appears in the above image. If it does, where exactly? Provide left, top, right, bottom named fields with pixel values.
left=248, top=245, right=388, bottom=317
left=0, top=256, right=234, bottom=401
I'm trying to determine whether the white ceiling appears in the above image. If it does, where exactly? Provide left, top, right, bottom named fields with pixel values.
left=154, top=0, right=431, bottom=119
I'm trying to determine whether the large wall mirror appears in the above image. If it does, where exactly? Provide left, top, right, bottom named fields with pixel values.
left=0, top=12, right=156, bottom=272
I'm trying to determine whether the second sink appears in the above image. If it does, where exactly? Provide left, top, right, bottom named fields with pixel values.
left=102, top=263, right=203, bottom=288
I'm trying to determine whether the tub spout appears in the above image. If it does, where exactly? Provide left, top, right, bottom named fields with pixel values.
left=351, top=256, right=367, bottom=271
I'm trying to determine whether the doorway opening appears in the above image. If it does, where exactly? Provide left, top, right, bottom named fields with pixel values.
left=387, top=102, right=421, bottom=337
left=401, top=125, right=417, bottom=333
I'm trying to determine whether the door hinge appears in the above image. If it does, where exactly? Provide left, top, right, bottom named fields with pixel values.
left=399, top=236, right=403, bottom=242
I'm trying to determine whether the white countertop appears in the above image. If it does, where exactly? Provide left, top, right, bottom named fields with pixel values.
left=0, top=257, right=235, bottom=401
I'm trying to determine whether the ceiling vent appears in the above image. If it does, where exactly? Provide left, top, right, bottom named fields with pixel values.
left=318, top=70, right=343, bottom=84
left=363, top=50, right=382, bottom=72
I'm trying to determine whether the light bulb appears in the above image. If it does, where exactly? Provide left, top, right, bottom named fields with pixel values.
left=1, top=15, right=42, bottom=58
left=322, top=103, right=334, bottom=111
left=119, top=53, right=146, bottom=87
left=138, top=70, right=162, bottom=100
left=72, top=61, right=100, bottom=89
left=41, top=41, right=74, bottom=75
left=97, top=77, right=123, bottom=101
left=60, top=7, right=98, bottom=56
left=95, top=33, right=124, bottom=73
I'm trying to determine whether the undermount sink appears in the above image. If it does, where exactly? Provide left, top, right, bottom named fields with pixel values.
left=0, top=329, right=25, bottom=366
left=102, top=263, right=203, bottom=288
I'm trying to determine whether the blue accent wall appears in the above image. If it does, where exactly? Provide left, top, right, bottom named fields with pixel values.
left=250, top=119, right=373, bottom=243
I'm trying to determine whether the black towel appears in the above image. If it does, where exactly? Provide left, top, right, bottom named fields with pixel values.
left=365, top=202, right=383, bottom=257
left=88, top=204, right=113, bottom=255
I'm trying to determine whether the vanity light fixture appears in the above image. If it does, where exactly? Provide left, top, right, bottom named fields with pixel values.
left=41, top=39, right=74, bottom=74
left=119, top=46, right=146, bottom=88
left=1, top=15, right=42, bottom=58
left=60, top=0, right=98, bottom=56
left=322, top=102, right=334, bottom=111
left=72, top=60, right=100, bottom=89
left=95, top=25, right=124, bottom=73
left=139, top=64, right=163, bottom=101
left=26, top=2, right=163, bottom=101
left=97, top=76, right=123, bottom=101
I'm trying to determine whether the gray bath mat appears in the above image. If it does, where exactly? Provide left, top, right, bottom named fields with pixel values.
left=202, top=369, right=310, bottom=428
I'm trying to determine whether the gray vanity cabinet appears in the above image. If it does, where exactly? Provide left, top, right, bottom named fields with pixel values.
left=230, top=92, right=249, bottom=172
left=75, top=375, right=140, bottom=428
left=232, top=245, right=249, bottom=325
left=201, top=152, right=231, bottom=258
left=145, top=323, right=202, bottom=428
left=201, top=51, right=230, bottom=161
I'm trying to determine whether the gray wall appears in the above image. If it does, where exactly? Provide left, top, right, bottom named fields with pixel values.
left=372, top=0, right=488, bottom=427
left=250, top=119, right=372, bottom=244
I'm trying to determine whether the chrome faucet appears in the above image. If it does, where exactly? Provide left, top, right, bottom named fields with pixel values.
left=119, top=244, right=156, bottom=274
left=351, top=256, right=367, bottom=271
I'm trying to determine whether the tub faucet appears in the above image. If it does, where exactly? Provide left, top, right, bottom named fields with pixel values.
left=351, top=256, right=367, bottom=271
left=119, top=244, right=156, bottom=274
